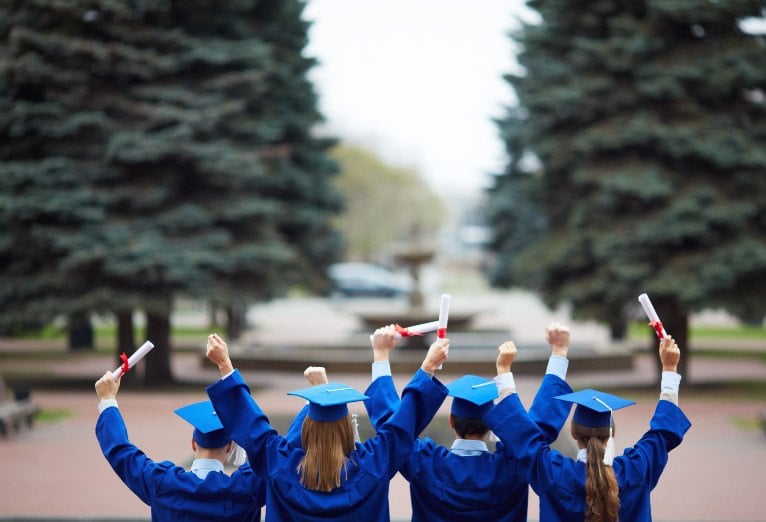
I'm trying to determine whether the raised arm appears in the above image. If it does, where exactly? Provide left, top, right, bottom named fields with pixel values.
left=528, top=322, right=574, bottom=442
left=94, top=372, right=162, bottom=505
left=285, top=366, right=329, bottom=446
left=205, top=334, right=279, bottom=475
left=619, top=335, right=691, bottom=488
left=659, top=335, right=681, bottom=404
left=359, top=338, right=449, bottom=479
left=494, top=340, right=517, bottom=404
left=364, top=325, right=402, bottom=429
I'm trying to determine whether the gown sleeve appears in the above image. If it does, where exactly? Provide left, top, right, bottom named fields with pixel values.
left=527, top=373, right=573, bottom=443
left=284, top=404, right=309, bottom=448
left=484, top=393, right=562, bottom=494
left=95, top=406, right=167, bottom=505
left=363, top=375, right=401, bottom=430
left=358, top=369, right=447, bottom=480
left=207, top=370, right=281, bottom=476
left=616, top=399, right=692, bottom=489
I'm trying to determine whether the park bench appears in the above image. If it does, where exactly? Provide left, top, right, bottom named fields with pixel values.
left=0, top=374, right=39, bottom=437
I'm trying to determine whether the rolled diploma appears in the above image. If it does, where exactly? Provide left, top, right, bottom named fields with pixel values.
left=396, top=320, right=440, bottom=339
left=437, top=294, right=450, bottom=338
left=436, top=294, right=450, bottom=369
left=111, top=340, right=155, bottom=380
left=368, top=320, right=440, bottom=345
left=638, top=293, right=666, bottom=338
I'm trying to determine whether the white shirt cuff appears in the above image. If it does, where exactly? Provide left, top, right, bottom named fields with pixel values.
left=546, top=355, right=569, bottom=380
left=371, top=361, right=392, bottom=381
left=494, top=372, right=516, bottom=394
left=221, top=369, right=235, bottom=380
left=660, top=371, right=682, bottom=405
left=98, top=399, right=118, bottom=414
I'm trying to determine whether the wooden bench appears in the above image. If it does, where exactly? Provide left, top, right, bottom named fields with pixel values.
left=0, top=375, right=39, bottom=437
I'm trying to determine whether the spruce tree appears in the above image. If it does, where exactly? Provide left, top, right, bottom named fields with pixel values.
left=0, top=0, right=341, bottom=384
left=489, top=0, right=766, bottom=378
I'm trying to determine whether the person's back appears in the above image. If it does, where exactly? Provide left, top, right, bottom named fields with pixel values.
left=94, top=376, right=263, bottom=522
left=364, top=323, right=574, bottom=522
left=404, top=436, right=528, bottom=521
left=486, top=336, right=692, bottom=522
left=205, top=332, right=450, bottom=521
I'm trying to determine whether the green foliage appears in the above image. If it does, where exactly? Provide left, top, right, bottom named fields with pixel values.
left=488, top=0, right=766, bottom=328
left=0, top=0, right=342, bottom=338
left=331, top=144, right=445, bottom=261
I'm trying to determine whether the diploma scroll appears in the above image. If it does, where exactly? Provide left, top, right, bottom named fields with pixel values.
left=638, top=293, right=667, bottom=339
left=111, top=340, right=155, bottom=380
left=368, top=320, right=440, bottom=345
left=395, top=320, right=440, bottom=339
left=436, top=294, right=450, bottom=369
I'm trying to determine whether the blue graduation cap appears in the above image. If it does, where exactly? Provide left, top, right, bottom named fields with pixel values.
left=174, top=401, right=231, bottom=449
left=555, top=389, right=636, bottom=428
left=447, top=375, right=498, bottom=418
left=288, top=382, right=368, bottom=422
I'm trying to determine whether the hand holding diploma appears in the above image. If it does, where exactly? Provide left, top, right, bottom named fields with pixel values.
left=394, top=320, right=440, bottom=338
left=111, top=340, right=155, bottom=380
left=96, top=370, right=120, bottom=400
left=638, top=293, right=668, bottom=339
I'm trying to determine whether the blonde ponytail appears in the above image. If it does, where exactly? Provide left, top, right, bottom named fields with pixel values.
left=298, top=415, right=355, bottom=492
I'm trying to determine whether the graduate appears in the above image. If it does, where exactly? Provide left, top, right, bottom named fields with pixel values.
left=363, top=322, right=574, bottom=522
left=484, top=335, right=692, bottom=522
left=94, top=372, right=264, bottom=521
left=204, top=332, right=449, bottom=522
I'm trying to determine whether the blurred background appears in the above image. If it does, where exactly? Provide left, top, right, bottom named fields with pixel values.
left=1, top=0, right=765, bottom=520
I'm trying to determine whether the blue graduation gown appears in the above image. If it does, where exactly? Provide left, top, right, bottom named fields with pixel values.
left=364, top=374, right=573, bottom=522
left=206, top=368, right=447, bottom=521
left=95, top=406, right=263, bottom=522
left=484, top=393, right=692, bottom=521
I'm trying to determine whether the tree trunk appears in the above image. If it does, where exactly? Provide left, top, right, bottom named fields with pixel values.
left=608, top=317, right=627, bottom=341
left=649, top=295, right=689, bottom=386
left=144, top=310, right=174, bottom=385
left=226, top=303, right=246, bottom=341
left=67, top=311, right=94, bottom=351
left=208, top=301, right=220, bottom=329
left=115, top=310, right=135, bottom=367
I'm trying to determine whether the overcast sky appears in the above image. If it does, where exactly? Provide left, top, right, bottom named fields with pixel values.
left=303, top=0, right=533, bottom=199
left=303, top=2, right=766, bottom=202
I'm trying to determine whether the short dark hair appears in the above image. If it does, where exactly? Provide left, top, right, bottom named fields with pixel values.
left=452, top=415, right=490, bottom=438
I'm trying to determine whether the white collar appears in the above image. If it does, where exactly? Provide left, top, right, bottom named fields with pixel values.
left=450, top=438, right=489, bottom=453
left=190, top=458, right=225, bottom=479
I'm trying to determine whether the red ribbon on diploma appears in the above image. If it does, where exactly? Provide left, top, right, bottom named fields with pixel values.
left=119, top=352, right=130, bottom=376
left=395, top=324, right=422, bottom=337
left=436, top=328, right=447, bottom=339
left=650, top=321, right=665, bottom=339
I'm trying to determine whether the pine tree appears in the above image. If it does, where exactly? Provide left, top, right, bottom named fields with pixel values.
left=487, top=113, right=547, bottom=289
left=489, top=0, right=766, bottom=378
left=0, top=0, right=341, bottom=384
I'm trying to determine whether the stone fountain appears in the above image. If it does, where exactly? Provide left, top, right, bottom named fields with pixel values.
left=354, top=244, right=474, bottom=350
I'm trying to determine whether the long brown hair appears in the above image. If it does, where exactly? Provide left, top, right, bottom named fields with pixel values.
left=298, top=415, right=355, bottom=492
left=572, top=421, right=620, bottom=522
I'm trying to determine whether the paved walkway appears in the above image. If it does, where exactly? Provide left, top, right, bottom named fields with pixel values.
left=1, top=293, right=765, bottom=520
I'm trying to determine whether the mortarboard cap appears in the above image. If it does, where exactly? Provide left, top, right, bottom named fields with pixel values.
left=288, top=382, right=368, bottom=422
left=555, top=389, right=635, bottom=428
left=447, top=375, right=498, bottom=418
left=174, top=401, right=231, bottom=449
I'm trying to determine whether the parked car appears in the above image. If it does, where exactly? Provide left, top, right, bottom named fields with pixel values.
left=328, top=263, right=410, bottom=298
